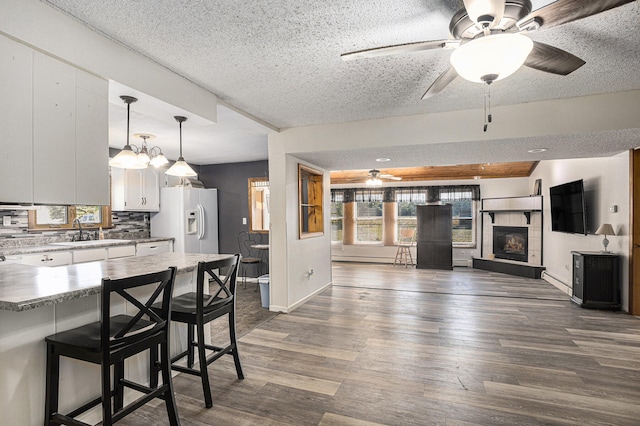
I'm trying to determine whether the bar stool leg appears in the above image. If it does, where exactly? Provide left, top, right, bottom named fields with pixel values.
left=44, top=343, right=60, bottom=426
left=196, top=319, right=213, bottom=408
left=228, top=309, right=244, bottom=380
left=160, top=339, right=181, bottom=426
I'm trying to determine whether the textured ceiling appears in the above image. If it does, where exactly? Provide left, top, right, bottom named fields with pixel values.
left=42, top=0, right=640, bottom=169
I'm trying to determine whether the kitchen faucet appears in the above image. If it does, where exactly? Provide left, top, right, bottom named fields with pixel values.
left=72, top=218, right=83, bottom=241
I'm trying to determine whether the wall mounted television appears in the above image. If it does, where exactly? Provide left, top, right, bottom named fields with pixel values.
left=549, top=179, right=587, bottom=235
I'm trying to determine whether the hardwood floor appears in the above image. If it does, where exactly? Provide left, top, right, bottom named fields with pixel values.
left=119, top=263, right=640, bottom=425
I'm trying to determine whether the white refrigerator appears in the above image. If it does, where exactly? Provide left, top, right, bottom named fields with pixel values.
left=151, top=187, right=219, bottom=254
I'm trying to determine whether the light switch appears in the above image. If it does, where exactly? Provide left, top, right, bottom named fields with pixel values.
left=2, top=216, right=11, bottom=226
left=242, top=217, right=247, bottom=225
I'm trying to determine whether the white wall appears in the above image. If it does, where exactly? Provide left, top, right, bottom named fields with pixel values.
left=267, top=139, right=332, bottom=312
left=529, top=153, right=631, bottom=310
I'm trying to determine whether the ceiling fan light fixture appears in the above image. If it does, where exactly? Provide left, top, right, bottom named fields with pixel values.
left=463, top=0, right=504, bottom=26
left=450, top=33, right=533, bottom=83
left=366, top=177, right=382, bottom=186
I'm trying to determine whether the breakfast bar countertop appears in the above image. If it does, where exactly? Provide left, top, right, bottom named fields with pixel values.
left=0, top=252, right=231, bottom=312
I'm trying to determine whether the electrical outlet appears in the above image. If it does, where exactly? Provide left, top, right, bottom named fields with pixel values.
left=2, top=216, right=11, bottom=226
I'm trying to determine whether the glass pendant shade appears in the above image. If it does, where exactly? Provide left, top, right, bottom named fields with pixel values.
left=366, top=177, right=382, bottom=186
left=109, top=144, right=146, bottom=169
left=149, top=152, right=169, bottom=167
left=165, top=158, right=197, bottom=177
left=450, top=33, right=533, bottom=83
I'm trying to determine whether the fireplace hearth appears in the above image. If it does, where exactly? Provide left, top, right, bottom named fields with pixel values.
left=493, top=226, right=528, bottom=262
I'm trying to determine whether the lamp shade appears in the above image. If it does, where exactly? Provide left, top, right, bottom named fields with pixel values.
left=595, top=223, right=615, bottom=236
left=149, top=152, right=169, bottom=167
left=165, top=158, right=197, bottom=177
left=450, top=33, right=533, bottom=83
left=109, top=145, right=146, bottom=169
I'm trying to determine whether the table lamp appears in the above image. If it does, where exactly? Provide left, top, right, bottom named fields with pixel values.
left=595, top=223, right=615, bottom=252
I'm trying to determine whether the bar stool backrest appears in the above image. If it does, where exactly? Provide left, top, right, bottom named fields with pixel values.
left=101, top=267, right=177, bottom=352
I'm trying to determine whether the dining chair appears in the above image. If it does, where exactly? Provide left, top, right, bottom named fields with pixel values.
left=237, top=230, right=262, bottom=289
left=44, top=267, right=180, bottom=426
left=151, top=255, right=243, bottom=408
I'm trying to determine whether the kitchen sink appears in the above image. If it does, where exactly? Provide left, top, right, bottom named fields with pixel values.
left=52, top=239, right=131, bottom=247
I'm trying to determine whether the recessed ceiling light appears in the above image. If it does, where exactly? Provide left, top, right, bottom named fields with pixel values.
left=376, top=158, right=390, bottom=162
left=528, top=148, right=548, bottom=153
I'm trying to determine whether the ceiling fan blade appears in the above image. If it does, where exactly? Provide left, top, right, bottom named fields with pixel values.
left=518, top=0, right=635, bottom=30
left=341, top=39, right=456, bottom=61
left=381, top=175, right=402, bottom=180
left=422, top=66, right=458, bottom=100
left=524, top=41, right=585, bottom=75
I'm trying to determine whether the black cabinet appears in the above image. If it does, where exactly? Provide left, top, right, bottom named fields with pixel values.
left=416, top=204, right=452, bottom=270
left=571, top=251, right=620, bottom=310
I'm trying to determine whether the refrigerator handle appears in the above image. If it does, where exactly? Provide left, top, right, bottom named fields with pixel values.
left=197, top=204, right=205, bottom=240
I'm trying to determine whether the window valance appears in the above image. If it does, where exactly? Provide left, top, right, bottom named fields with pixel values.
left=331, top=185, right=480, bottom=203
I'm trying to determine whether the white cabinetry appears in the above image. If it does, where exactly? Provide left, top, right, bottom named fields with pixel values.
left=111, top=168, right=160, bottom=212
left=0, top=36, right=33, bottom=203
left=107, top=245, right=137, bottom=259
left=72, top=248, right=107, bottom=264
left=136, top=240, right=173, bottom=257
left=20, top=252, right=73, bottom=267
left=0, top=35, right=109, bottom=205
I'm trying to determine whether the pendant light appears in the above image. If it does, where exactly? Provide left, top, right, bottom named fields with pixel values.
left=165, top=116, right=197, bottom=177
left=109, top=96, right=146, bottom=169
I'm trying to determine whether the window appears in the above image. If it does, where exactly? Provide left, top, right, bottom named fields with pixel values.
left=298, top=164, right=324, bottom=238
left=356, top=201, right=383, bottom=243
left=440, top=190, right=476, bottom=247
left=28, top=205, right=112, bottom=230
left=248, top=177, right=270, bottom=233
left=330, top=200, right=343, bottom=243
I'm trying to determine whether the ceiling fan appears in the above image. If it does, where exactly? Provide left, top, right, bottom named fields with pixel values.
left=367, top=169, right=402, bottom=186
left=341, top=0, right=635, bottom=99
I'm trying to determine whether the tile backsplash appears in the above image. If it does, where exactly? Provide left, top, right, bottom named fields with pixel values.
left=0, top=210, right=150, bottom=249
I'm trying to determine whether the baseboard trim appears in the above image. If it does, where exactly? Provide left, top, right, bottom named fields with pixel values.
left=541, top=271, right=572, bottom=295
left=269, top=281, right=333, bottom=313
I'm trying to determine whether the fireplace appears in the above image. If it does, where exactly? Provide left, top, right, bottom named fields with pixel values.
left=493, top=226, right=528, bottom=262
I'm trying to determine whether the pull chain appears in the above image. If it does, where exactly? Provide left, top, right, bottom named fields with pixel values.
left=483, top=81, right=493, bottom=132
left=481, top=74, right=496, bottom=132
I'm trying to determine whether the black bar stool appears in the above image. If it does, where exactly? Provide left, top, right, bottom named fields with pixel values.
left=44, top=267, right=180, bottom=426
left=151, top=254, right=243, bottom=408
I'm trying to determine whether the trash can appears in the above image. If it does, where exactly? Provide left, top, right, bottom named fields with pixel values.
left=258, top=274, right=270, bottom=308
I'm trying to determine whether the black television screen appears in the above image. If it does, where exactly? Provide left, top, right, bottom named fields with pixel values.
left=550, top=179, right=587, bottom=235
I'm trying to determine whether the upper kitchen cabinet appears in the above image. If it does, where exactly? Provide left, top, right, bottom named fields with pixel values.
left=33, top=52, right=109, bottom=205
left=111, top=167, right=160, bottom=212
left=0, top=36, right=33, bottom=203
left=0, top=34, right=109, bottom=205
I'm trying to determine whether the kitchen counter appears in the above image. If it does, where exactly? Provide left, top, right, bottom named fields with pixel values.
left=0, top=252, right=222, bottom=311
left=0, top=252, right=231, bottom=426
left=0, top=237, right=173, bottom=256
